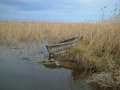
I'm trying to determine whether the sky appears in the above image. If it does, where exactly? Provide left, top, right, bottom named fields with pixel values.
left=0, top=0, right=120, bottom=22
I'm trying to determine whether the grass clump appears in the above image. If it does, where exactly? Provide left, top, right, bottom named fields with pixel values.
left=57, top=23, right=120, bottom=89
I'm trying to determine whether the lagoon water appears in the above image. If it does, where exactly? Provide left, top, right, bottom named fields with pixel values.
left=0, top=43, right=92, bottom=90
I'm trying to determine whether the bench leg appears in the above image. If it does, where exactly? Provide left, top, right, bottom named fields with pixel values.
left=48, top=53, right=54, bottom=60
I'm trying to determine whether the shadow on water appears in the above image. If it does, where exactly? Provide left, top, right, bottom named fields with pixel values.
left=41, top=60, right=95, bottom=90
left=41, top=60, right=88, bottom=80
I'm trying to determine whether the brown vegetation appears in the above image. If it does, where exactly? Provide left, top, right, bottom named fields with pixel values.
left=0, top=21, right=120, bottom=89
left=0, top=22, right=96, bottom=44
left=61, top=22, right=120, bottom=89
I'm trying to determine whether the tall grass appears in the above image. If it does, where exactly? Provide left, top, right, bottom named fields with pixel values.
left=0, top=21, right=120, bottom=88
left=67, top=23, right=120, bottom=70
left=58, top=22, right=120, bottom=89
left=0, top=22, right=96, bottom=44
left=0, top=22, right=120, bottom=62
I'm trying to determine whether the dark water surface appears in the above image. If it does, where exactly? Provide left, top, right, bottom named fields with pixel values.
left=0, top=43, right=92, bottom=90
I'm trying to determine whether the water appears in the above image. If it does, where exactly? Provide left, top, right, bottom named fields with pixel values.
left=0, top=43, right=93, bottom=90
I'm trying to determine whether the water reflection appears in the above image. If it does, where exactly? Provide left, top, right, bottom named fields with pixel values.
left=42, top=61, right=87, bottom=80
left=41, top=60, right=93, bottom=90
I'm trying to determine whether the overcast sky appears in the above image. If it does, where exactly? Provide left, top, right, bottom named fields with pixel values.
left=0, top=0, right=120, bottom=22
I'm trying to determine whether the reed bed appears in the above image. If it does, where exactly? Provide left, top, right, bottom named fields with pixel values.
left=59, top=22, right=120, bottom=89
left=0, top=22, right=96, bottom=44
left=0, top=21, right=120, bottom=89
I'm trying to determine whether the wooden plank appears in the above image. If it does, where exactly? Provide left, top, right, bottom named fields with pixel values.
left=47, top=37, right=79, bottom=48
left=46, top=36, right=80, bottom=59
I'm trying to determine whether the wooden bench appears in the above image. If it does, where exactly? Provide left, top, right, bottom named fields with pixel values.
left=46, top=36, right=80, bottom=60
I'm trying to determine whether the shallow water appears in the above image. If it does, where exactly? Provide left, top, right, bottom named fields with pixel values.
left=0, top=43, right=93, bottom=90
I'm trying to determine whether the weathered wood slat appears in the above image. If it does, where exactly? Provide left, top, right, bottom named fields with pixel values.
left=46, top=36, right=80, bottom=59
left=47, top=37, right=79, bottom=48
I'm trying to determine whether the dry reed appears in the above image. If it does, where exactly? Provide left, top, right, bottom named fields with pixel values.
left=0, top=21, right=120, bottom=89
